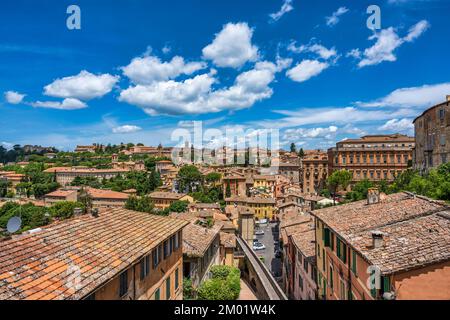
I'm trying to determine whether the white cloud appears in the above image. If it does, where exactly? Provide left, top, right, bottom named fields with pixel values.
left=121, top=55, right=206, bottom=85
left=112, top=125, right=142, bottom=134
left=358, top=27, right=403, bottom=67
left=257, top=106, right=418, bottom=130
left=326, top=7, right=349, bottom=27
left=358, top=82, right=450, bottom=108
left=202, top=22, right=259, bottom=68
left=44, top=70, right=119, bottom=100
left=404, top=20, right=430, bottom=42
left=119, top=60, right=286, bottom=115
left=288, top=41, right=337, bottom=60
left=346, top=48, right=361, bottom=59
left=269, top=0, right=294, bottom=22
left=355, top=20, right=429, bottom=68
left=341, top=124, right=367, bottom=136
left=29, top=98, right=87, bottom=110
left=162, top=45, right=171, bottom=54
left=378, top=118, right=413, bottom=132
left=286, top=59, right=329, bottom=82
left=4, top=91, right=26, bottom=104
left=1, top=142, right=14, bottom=150
left=284, top=125, right=338, bottom=139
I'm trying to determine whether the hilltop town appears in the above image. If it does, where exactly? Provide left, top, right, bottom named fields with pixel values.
left=0, top=97, right=449, bottom=301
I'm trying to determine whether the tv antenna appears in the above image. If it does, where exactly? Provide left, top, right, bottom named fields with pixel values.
left=6, top=216, right=22, bottom=234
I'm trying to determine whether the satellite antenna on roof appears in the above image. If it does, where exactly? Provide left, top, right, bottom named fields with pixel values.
left=6, top=216, right=22, bottom=234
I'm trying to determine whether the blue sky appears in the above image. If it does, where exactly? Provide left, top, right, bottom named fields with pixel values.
left=1, top=0, right=450, bottom=151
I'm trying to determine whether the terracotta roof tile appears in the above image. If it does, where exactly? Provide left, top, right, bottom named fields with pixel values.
left=291, top=229, right=316, bottom=261
left=347, top=211, right=450, bottom=275
left=149, top=191, right=187, bottom=200
left=182, top=223, right=221, bottom=257
left=0, top=208, right=188, bottom=300
left=311, top=192, right=444, bottom=238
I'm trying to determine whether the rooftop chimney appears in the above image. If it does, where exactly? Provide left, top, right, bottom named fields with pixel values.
left=367, top=188, right=380, bottom=205
left=91, top=208, right=99, bottom=218
left=73, top=207, right=83, bottom=216
left=371, top=230, right=384, bottom=249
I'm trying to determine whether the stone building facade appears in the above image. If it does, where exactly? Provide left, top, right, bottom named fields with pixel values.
left=413, top=97, right=450, bottom=172
left=300, top=150, right=328, bottom=195
left=327, top=134, right=414, bottom=186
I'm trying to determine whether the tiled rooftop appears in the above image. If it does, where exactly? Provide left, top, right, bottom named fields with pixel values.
left=311, top=192, right=445, bottom=238
left=85, top=187, right=129, bottom=200
left=182, top=223, right=221, bottom=258
left=44, top=167, right=129, bottom=174
left=347, top=212, right=450, bottom=275
left=0, top=208, right=188, bottom=300
left=45, top=189, right=77, bottom=198
left=220, top=232, right=237, bottom=249
left=149, top=191, right=187, bottom=200
left=291, top=229, right=316, bottom=262
left=225, top=196, right=276, bottom=204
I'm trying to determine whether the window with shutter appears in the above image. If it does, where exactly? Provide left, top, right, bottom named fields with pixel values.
left=119, top=271, right=128, bottom=297
left=352, top=250, right=357, bottom=275
left=324, top=228, right=330, bottom=247
left=342, top=243, right=347, bottom=263
left=330, top=233, right=334, bottom=251
left=166, top=277, right=171, bottom=299
left=336, top=238, right=341, bottom=258
left=382, top=276, right=391, bottom=293
left=140, top=259, right=145, bottom=280
left=145, top=255, right=150, bottom=275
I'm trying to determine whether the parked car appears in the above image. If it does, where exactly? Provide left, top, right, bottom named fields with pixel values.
left=253, top=242, right=266, bottom=250
left=255, top=229, right=265, bottom=235
left=257, top=218, right=268, bottom=225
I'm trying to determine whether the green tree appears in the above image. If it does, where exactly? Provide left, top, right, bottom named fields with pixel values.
left=177, top=165, right=202, bottom=193
left=197, top=265, right=241, bottom=300
left=0, top=180, right=10, bottom=197
left=125, top=195, right=155, bottom=213
left=49, top=201, right=84, bottom=219
left=345, top=179, right=374, bottom=202
left=327, top=170, right=352, bottom=204
left=32, top=182, right=60, bottom=199
left=298, top=148, right=305, bottom=158
left=168, top=200, right=189, bottom=213
left=205, top=172, right=221, bottom=184
left=183, top=278, right=196, bottom=300
left=78, top=188, right=93, bottom=214
left=290, top=143, right=297, bottom=153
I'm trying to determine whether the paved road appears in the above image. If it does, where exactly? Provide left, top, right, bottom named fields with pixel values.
left=254, top=222, right=282, bottom=278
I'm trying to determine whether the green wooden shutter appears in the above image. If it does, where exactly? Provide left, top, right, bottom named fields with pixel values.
left=336, top=238, right=341, bottom=258
left=166, top=277, right=171, bottom=299
left=324, top=228, right=330, bottom=247
left=351, top=250, right=357, bottom=274
left=370, top=269, right=377, bottom=298
left=383, top=276, right=390, bottom=293
left=342, top=243, right=347, bottom=263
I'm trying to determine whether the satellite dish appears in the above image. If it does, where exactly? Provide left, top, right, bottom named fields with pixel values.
left=7, top=216, right=22, bottom=233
